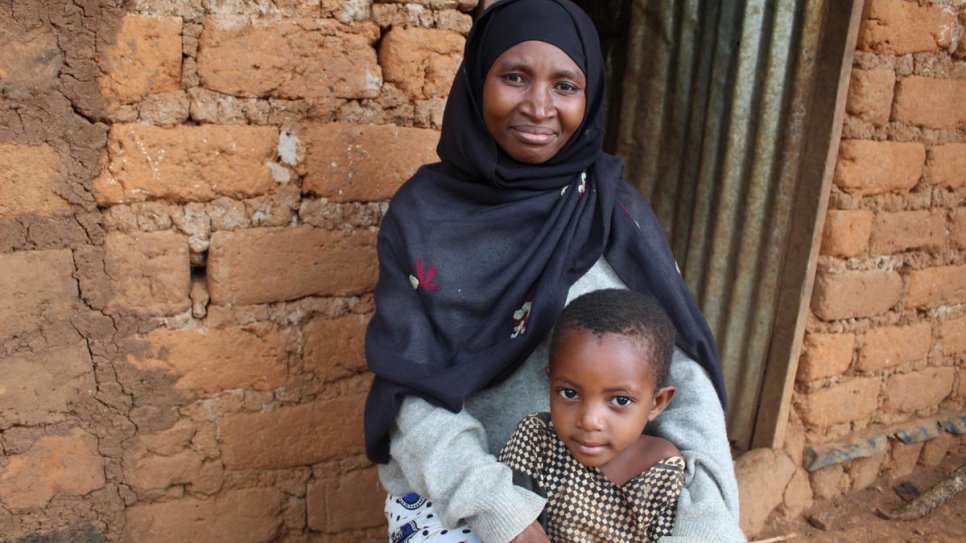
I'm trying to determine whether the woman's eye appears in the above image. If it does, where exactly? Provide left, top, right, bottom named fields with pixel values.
left=558, top=388, right=578, bottom=400
left=555, top=81, right=578, bottom=93
left=611, top=396, right=633, bottom=407
left=502, top=73, right=525, bottom=84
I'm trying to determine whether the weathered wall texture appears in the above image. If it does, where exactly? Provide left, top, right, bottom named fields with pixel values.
left=0, top=1, right=471, bottom=541
left=2, top=0, right=965, bottom=541
left=790, top=0, right=965, bottom=515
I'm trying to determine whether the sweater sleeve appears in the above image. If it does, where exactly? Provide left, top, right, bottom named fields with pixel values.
left=652, top=350, right=747, bottom=543
left=388, top=395, right=546, bottom=543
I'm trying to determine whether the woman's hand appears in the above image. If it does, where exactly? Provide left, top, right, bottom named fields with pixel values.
left=509, top=520, right=550, bottom=543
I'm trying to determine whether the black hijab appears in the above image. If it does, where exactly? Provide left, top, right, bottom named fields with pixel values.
left=364, top=0, right=725, bottom=464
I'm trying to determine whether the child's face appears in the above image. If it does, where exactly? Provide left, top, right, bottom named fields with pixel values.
left=548, top=329, right=673, bottom=469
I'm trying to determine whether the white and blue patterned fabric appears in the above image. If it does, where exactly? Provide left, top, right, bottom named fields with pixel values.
left=385, top=493, right=482, bottom=543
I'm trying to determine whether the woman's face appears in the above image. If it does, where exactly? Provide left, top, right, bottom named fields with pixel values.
left=482, top=40, right=587, bottom=164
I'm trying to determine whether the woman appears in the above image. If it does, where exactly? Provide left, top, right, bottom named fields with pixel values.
left=364, top=1, right=744, bottom=541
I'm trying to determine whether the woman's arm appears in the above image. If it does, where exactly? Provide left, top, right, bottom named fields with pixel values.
left=385, top=395, right=546, bottom=543
left=650, top=349, right=747, bottom=543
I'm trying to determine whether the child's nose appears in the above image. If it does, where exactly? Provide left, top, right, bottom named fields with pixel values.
left=577, top=404, right=604, bottom=431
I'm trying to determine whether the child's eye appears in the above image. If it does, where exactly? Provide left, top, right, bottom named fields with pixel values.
left=611, top=396, right=633, bottom=407
left=558, top=388, right=578, bottom=400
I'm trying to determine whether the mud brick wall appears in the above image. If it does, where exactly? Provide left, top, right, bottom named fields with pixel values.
left=0, top=1, right=473, bottom=541
left=794, top=0, right=966, bottom=499
left=3, top=0, right=964, bottom=541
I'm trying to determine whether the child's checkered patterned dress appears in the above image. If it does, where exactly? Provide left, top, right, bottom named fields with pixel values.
left=498, top=412, right=685, bottom=543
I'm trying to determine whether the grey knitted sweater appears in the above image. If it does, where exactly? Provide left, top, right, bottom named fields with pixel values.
left=378, top=259, right=746, bottom=543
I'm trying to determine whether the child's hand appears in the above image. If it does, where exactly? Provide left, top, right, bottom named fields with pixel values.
left=509, top=520, right=550, bottom=543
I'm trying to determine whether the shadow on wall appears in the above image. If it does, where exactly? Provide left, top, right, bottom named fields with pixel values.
left=1, top=0, right=128, bottom=540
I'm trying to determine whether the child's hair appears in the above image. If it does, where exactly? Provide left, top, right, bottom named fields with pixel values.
left=549, top=289, right=676, bottom=387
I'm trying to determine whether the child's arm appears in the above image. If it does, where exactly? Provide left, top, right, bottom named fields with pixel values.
left=646, top=435, right=682, bottom=463
left=600, top=434, right=681, bottom=487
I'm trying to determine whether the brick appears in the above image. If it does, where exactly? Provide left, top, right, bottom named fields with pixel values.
left=782, top=468, right=813, bottom=520
left=93, top=124, right=278, bottom=205
left=99, top=15, right=183, bottom=103
left=125, top=324, right=289, bottom=393
left=926, top=143, right=966, bottom=189
left=371, top=3, right=434, bottom=28
left=444, top=10, right=476, bottom=32
left=810, top=270, right=903, bottom=321
left=856, top=322, right=932, bottom=373
left=783, top=414, right=807, bottom=467
left=301, top=122, right=439, bottom=202
left=205, top=0, right=331, bottom=16
left=797, top=333, right=855, bottom=382
left=886, top=440, right=924, bottom=479
left=0, top=342, right=95, bottom=429
left=894, top=77, right=966, bottom=129
left=220, top=394, right=365, bottom=469
left=0, top=249, right=77, bottom=341
left=848, top=452, right=885, bottom=491
left=124, top=488, right=284, bottom=543
left=919, top=433, right=953, bottom=467
left=953, top=209, right=966, bottom=251
left=833, top=140, right=925, bottom=195
left=846, top=68, right=895, bottom=126
left=0, top=22, right=60, bottom=99
left=207, top=227, right=377, bottom=305
left=138, top=419, right=196, bottom=457
left=884, top=367, right=956, bottom=413
left=139, top=90, right=191, bottom=125
left=379, top=27, right=464, bottom=100
left=797, top=377, right=880, bottom=428
left=819, top=209, right=873, bottom=258
left=306, top=467, right=385, bottom=533
left=0, top=429, right=105, bottom=513
left=858, top=0, right=960, bottom=54
left=808, top=464, right=847, bottom=500
left=0, top=143, right=69, bottom=217
left=124, top=449, right=205, bottom=495
left=304, top=314, right=369, bottom=383
left=906, top=265, right=966, bottom=309
left=869, top=210, right=945, bottom=254
left=208, top=197, right=252, bottom=231
left=105, top=231, right=190, bottom=316
left=942, top=315, right=966, bottom=356
left=734, top=448, right=795, bottom=537
left=198, top=17, right=381, bottom=102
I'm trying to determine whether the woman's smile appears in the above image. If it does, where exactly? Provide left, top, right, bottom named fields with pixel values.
left=510, top=124, right=558, bottom=145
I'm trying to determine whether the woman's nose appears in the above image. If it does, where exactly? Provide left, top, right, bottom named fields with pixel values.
left=523, top=85, right=553, bottom=119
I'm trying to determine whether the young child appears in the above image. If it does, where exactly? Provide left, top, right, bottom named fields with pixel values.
left=498, top=288, right=683, bottom=543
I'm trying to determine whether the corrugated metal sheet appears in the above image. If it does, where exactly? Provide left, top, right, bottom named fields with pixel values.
left=613, top=0, right=858, bottom=449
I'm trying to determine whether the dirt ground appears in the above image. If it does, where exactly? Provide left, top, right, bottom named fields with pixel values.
left=755, top=446, right=966, bottom=543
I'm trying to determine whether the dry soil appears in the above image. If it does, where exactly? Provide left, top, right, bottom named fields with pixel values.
left=755, top=446, right=966, bottom=543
